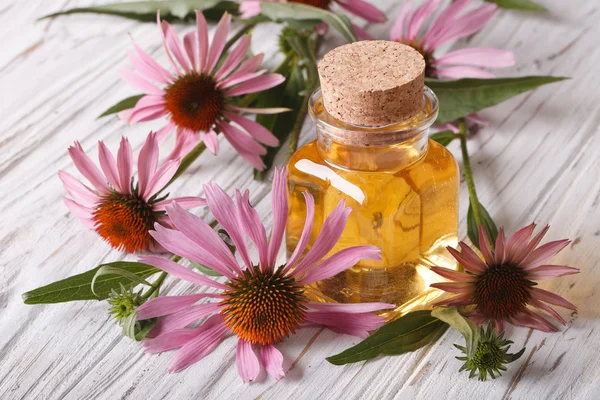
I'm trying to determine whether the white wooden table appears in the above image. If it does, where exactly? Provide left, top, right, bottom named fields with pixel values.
left=1, top=1, right=599, bottom=399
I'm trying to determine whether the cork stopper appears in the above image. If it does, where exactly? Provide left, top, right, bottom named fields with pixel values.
left=318, top=40, right=425, bottom=127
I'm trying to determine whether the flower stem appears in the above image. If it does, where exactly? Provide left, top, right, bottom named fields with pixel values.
left=161, top=141, right=207, bottom=193
left=458, top=119, right=483, bottom=227
left=288, top=93, right=309, bottom=157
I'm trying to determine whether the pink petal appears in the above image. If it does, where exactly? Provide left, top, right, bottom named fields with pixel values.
left=458, top=242, right=488, bottom=272
left=129, top=104, right=168, bottom=124
left=137, top=293, right=222, bottom=320
left=521, top=239, right=570, bottom=270
left=226, top=105, right=291, bottom=115
left=142, top=159, right=180, bottom=200
left=165, top=201, right=242, bottom=276
left=267, top=168, right=288, bottom=267
left=423, top=0, right=470, bottom=50
left=203, top=130, right=220, bottom=154
left=153, top=196, right=206, bottom=211
left=510, top=309, right=557, bottom=332
left=239, top=1, right=261, bottom=18
left=478, top=226, right=494, bottom=265
left=390, top=0, right=413, bottom=40
left=434, top=48, right=516, bottom=68
left=59, top=171, right=99, bottom=208
left=63, top=198, right=94, bottom=221
left=222, top=54, right=264, bottom=86
left=217, top=121, right=267, bottom=170
left=156, top=121, right=176, bottom=142
left=260, top=345, right=285, bottom=381
left=196, top=10, right=209, bottom=73
left=167, top=320, right=228, bottom=372
left=165, top=130, right=199, bottom=161
left=68, top=142, right=109, bottom=194
left=224, top=112, right=279, bottom=147
left=285, top=192, right=315, bottom=271
left=307, top=301, right=394, bottom=313
left=494, top=227, right=506, bottom=265
left=528, top=297, right=566, bottom=325
left=117, top=137, right=133, bottom=195
left=97, top=141, right=122, bottom=192
left=336, top=0, right=386, bottom=23
left=130, top=42, right=173, bottom=84
left=183, top=31, right=198, bottom=71
left=120, top=69, right=165, bottom=96
left=446, top=245, right=485, bottom=274
left=352, top=24, right=372, bottom=40
left=137, top=132, right=159, bottom=198
left=218, top=70, right=267, bottom=90
left=206, top=12, right=231, bottom=74
left=144, top=314, right=224, bottom=353
left=434, top=292, right=475, bottom=306
left=139, top=255, right=228, bottom=290
left=504, top=223, right=536, bottom=262
left=514, top=224, right=550, bottom=264
left=306, top=310, right=386, bottom=338
left=406, top=0, right=440, bottom=41
left=291, top=200, right=351, bottom=277
left=161, top=21, right=190, bottom=73
left=215, top=34, right=251, bottom=80
left=427, top=4, right=497, bottom=49
left=434, top=66, right=495, bottom=79
left=224, top=74, right=285, bottom=97
left=430, top=281, right=474, bottom=294
left=236, top=340, right=260, bottom=383
left=203, top=181, right=253, bottom=268
left=236, top=190, right=269, bottom=270
left=430, top=266, right=477, bottom=282
left=301, top=246, right=381, bottom=285
left=150, top=224, right=237, bottom=280
left=151, top=302, right=223, bottom=337
left=531, top=287, right=577, bottom=310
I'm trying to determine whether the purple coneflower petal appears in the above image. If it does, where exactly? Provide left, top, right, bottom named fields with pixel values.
left=151, top=302, right=224, bottom=337
left=137, top=133, right=159, bottom=197
left=224, top=112, right=279, bottom=147
left=59, top=171, right=99, bottom=208
left=514, top=224, right=549, bottom=264
left=510, top=309, right=557, bottom=332
left=218, top=122, right=267, bottom=170
left=68, top=142, right=109, bottom=194
left=521, top=239, right=571, bottom=270
left=285, top=191, right=315, bottom=271
left=305, top=310, right=386, bottom=338
left=434, top=292, right=476, bottom=307
left=239, top=0, right=261, bottom=18
left=435, top=66, right=495, bottom=79
left=226, top=105, right=291, bottom=115
left=478, top=226, right=494, bottom=265
left=153, top=196, right=206, bottom=211
left=528, top=297, right=566, bottom=325
left=129, top=105, right=168, bottom=124
left=161, top=21, right=191, bottom=73
left=428, top=4, right=497, bottom=49
left=301, top=246, right=381, bottom=285
left=531, top=287, right=577, bottom=310
left=494, top=227, right=506, bottom=265
left=430, top=281, right=473, bottom=294
left=423, top=0, right=469, bottom=50
left=236, top=189, right=269, bottom=270
left=183, top=31, right=198, bottom=71
left=117, top=137, right=133, bottom=195
left=143, top=159, right=179, bottom=200
left=203, top=129, right=220, bottom=154
left=130, top=42, right=173, bottom=84
left=268, top=168, right=288, bottom=267
left=168, top=320, right=229, bottom=373
left=458, top=242, right=488, bottom=272
left=206, top=12, right=231, bottom=74
left=307, top=301, right=394, bottom=313
left=236, top=340, right=260, bottom=383
left=527, top=265, right=580, bottom=280
left=406, top=0, right=440, bottom=41
left=260, top=345, right=285, bottom=381
left=291, top=200, right=351, bottom=277
left=434, top=48, right=515, bottom=68
left=430, top=266, right=477, bottom=282
left=215, top=34, right=251, bottom=80
left=63, top=198, right=94, bottom=220
left=120, top=69, right=165, bottom=96
left=446, top=245, right=485, bottom=274
left=97, top=141, right=122, bottom=192
left=390, top=0, right=413, bottom=40
left=504, top=223, right=536, bottom=262
left=225, top=74, right=285, bottom=97
left=220, top=54, right=265, bottom=87
left=140, top=255, right=229, bottom=290
left=336, top=0, right=386, bottom=23
left=196, top=10, right=209, bottom=72
left=219, top=70, right=267, bottom=90
left=137, top=293, right=222, bottom=320
left=144, top=314, right=224, bottom=353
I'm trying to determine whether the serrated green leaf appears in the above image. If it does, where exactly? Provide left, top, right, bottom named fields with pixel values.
left=326, top=310, right=448, bottom=365
left=485, top=0, right=547, bottom=11
left=426, top=76, right=567, bottom=123
left=22, top=262, right=159, bottom=304
left=432, top=307, right=479, bottom=357
left=260, top=2, right=357, bottom=43
left=98, top=94, right=143, bottom=118
left=41, top=0, right=239, bottom=22
left=467, top=200, right=498, bottom=249
left=430, top=130, right=457, bottom=147
left=189, top=261, right=222, bottom=277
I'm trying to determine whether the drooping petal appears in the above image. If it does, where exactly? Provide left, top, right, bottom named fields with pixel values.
left=528, top=297, right=566, bottom=325
left=128, top=105, right=168, bottom=124
left=130, top=42, right=174, bottom=84
left=236, top=340, right=260, bottom=383
left=206, top=12, right=232, bottom=74
left=144, top=315, right=224, bottom=353
left=63, top=198, right=95, bottom=221
left=161, top=20, right=190, bottom=73
left=151, top=302, right=224, bottom=337
left=510, top=309, right=557, bottom=332
left=430, top=266, right=477, bottom=282
left=120, top=69, right=165, bottom=96
left=260, top=345, right=285, bottom=381
left=285, top=192, right=315, bottom=271
left=306, top=310, right=386, bottom=338
left=527, top=265, right=579, bottom=281
left=167, top=319, right=229, bottom=373
left=336, top=0, right=386, bottom=23
left=434, top=48, right=515, bottom=68
left=300, top=246, right=381, bottom=285
left=215, top=34, right=252, bottom=80
left=224, top=74, right=285, bottom=97
left=218, top=121, right=267, bottom=170
left=203, top=130, right=220, bottom=154
left=267, top=168, right=288, bottom=267
left=137, top=293, right=222, bottom=320
left=521, top=239, right=571, bottom=270
left=142, top=159, right=180, bottom=200
left=530, top=287, right=577, bottom=310
left=59, top=171, right=99, bottom=208
left=68, top=142, right=109, bottom=194
left=139, top=255, right=228, bottom=290
left=236, top=190, right=269, bottom=270
left=291, top=200, right=351, bottom=277
left=390, top=0, right=413, bottom=40
left=224, top=112, right=279, bottom=147
left=153, top=196, right=206, bottom=211
left=137, top=133, right=159, bottom=198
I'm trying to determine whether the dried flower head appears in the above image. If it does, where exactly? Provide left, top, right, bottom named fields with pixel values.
left=431, top=224, right=579, bottom=332
left=135, top=168, right=394, bottom=381
left=455, top=324, right=525, bottom=381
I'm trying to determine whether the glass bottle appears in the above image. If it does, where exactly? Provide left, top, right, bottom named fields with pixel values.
left=285, top=41, right=459, bottom=320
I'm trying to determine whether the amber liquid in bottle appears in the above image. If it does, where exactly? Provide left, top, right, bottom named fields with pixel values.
left=286, top=89, right=459, bottom=320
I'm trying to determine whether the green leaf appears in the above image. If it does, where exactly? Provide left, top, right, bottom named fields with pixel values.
left=326, top=310, right=448, bottom=365
left=189, top=261, right=222, bottom=277
left=426, top=76, right=568, bottom=123
left=432, top=307, right=479, bottom=357
left=91, top=265, right=153, bottom=296
left=485, top=0, right=547, bottom=11
left=467, top=200, right=498, bottom=249
left=42, top=0, right=239, bottom=22
left=22, top=262, right=159, bottom=304
left=253, top=60, right=306, bottom=180
left=98, top=94, right=143, bottom=118
left=260, top=2, right=357, bottom=43
left=430, top=130, right=457, bottom=147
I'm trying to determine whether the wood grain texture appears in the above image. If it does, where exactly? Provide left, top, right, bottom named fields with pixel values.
left=1, top=0, right=599, bottom=399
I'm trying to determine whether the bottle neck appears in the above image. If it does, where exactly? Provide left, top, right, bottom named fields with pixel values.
left=310, top=87, right=438, bottom=172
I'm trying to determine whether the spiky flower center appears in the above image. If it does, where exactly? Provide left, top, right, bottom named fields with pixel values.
left=396, top=40, right=436, bottom=77
left=221, top=266, right=307, bottom=345
left=165, top=73, right=224, bottom=132
left=473, top=264, right=534, bottom=320
left=291, top=0, right=331, bottom=10
left=93, top=191, right=156, bottom=253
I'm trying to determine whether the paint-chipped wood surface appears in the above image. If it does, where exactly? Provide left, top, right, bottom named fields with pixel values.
left=1, top=1, right=599, bottom=399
